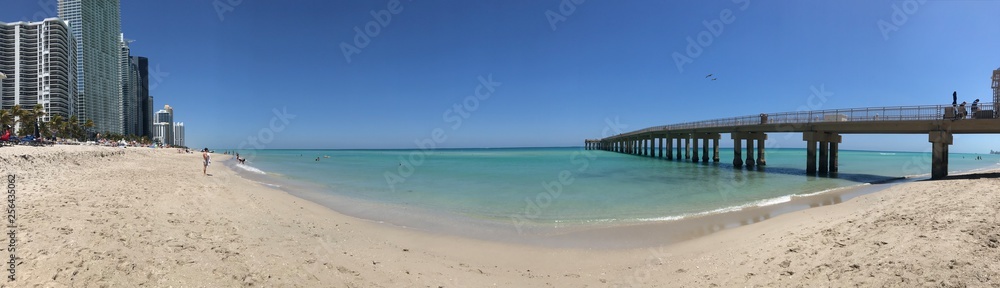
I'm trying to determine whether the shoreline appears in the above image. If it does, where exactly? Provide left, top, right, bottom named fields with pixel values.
left=229, top=155, right=927, bottom=249
left=6, top=145, right=999, bottom=286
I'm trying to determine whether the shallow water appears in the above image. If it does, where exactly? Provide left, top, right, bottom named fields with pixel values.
left=231, top=147, right=999, bottom=229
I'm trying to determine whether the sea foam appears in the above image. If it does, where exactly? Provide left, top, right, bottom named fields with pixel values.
left=236, top=163, right=266, bottom=175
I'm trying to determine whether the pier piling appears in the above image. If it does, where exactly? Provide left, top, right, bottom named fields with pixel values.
left=732, top=134, right=743, bottom=168
left=692, top=136, right=700, bottom=163
left=929, top=131, right=952, bottom=179
left=702, top=138, right=709, bottom=163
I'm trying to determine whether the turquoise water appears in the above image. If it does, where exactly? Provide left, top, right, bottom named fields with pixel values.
left=231, top=148, right=999, bottom=227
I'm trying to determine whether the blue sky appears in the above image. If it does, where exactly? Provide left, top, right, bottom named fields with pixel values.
left=3, top=0, right=1000, bottom=152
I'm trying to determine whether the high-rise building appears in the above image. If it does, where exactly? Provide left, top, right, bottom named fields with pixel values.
left=173, top=122, right=184, bottom=147
left=134, top=56, right=150, bottom=137
left=0, top=18, right=77, bottom=127
left=152, top=122, right=168, bottom=145
left=120, top=34, right=141, bottom=136
left=154, top=104, right=173, bottom=145
left=146, top=94, right=153, bottom=137
left=992, top=67, right=999, bottom=105
left=59, top=0, right=122, bottom=134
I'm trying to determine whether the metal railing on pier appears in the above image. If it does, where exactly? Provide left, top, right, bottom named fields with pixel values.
left=621, top=102, right=996, bottom=136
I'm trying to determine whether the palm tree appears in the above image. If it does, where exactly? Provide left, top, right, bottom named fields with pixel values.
left=28, top=104, right=45, bottom=137
left=31, top=104, right=44, bottom=121
left=0, top=109, right=10, bottom=130
left=50, top=115, right=65, bottom=139
left=9, top=105, right=22, bottom=134
left=15, top=106, right=33, bottom=136
left=69, top=115, right=81, bottom=140
left=83, top=119, right=94, bottom=140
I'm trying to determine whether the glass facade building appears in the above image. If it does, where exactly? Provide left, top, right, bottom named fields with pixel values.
left=59, top=0, right=122, bottom=134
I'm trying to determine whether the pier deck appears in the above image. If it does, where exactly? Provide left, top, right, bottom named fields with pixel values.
left=586, top=103, right=1000, bottom=179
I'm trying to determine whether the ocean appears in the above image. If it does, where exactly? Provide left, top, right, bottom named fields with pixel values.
left=228, top=147, right=999, bottom=243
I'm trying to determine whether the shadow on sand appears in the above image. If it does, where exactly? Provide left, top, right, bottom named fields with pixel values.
left=921, top=172, right=1000, bottom=181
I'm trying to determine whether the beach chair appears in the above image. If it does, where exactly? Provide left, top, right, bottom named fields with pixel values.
left=19, top=135, right=39, bottom=146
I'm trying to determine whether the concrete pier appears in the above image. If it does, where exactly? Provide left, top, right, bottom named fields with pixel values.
left=819, top=139, right=828, bottom=174
left=803, top=132, right=841, bottom=175
left=691, top=136, right=700, bottom=163
left=688, top=133, right=719, bottom=163
left=732, top=134, right=743, bottom=168
left=666, top=135, right=673, bottom=160
left=756, top=137, right=766, bottom=166
left=712, top=138, right=720, bottom=162
left=701, top=138, right=709, bottom=163
left=685, top=136, right=692, bottom=160
left=731, top=132, right=766, bottom=169
left=929, top=131, right=952, bottom=179
left=830, top=142, right=839, bottom=173
left=658, top=137, right=663, bottom=158
left=675, top=137, right=682, bottom=160
left=650, top=134, right=657, bottom=157
left=641, top=138, right=646, bottom=156
left=589, top=103, right=1000, bottom=180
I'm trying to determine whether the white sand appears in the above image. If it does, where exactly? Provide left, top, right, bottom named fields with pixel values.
left=2, top=145, right=997, bottom=287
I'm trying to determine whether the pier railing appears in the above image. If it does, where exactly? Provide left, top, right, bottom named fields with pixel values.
left=624, top=102, right=996, bottom=136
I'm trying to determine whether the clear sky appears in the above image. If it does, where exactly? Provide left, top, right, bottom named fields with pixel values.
left=3, top=0, right=999, bottom=152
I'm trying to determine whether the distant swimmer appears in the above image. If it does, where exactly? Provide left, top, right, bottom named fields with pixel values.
left=315, top=157, right=320, bottom=161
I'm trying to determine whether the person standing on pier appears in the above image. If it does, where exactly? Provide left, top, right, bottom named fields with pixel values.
left=958, top=101, right=968, bottom=119
left=953, top=91, right=957, bottom=106
left=971, top=99, right=980, bottom=118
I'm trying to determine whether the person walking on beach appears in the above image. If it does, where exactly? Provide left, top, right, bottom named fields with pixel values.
left=202, top=148, right=211, bottom=175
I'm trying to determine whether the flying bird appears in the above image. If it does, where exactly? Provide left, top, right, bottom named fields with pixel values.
left=705, top=74, right=713, bottom=78
left=711, top=78, right=717, bottom=81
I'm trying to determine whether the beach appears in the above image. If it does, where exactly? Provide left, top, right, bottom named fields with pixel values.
left=2, top=145, right=998, bottom=287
